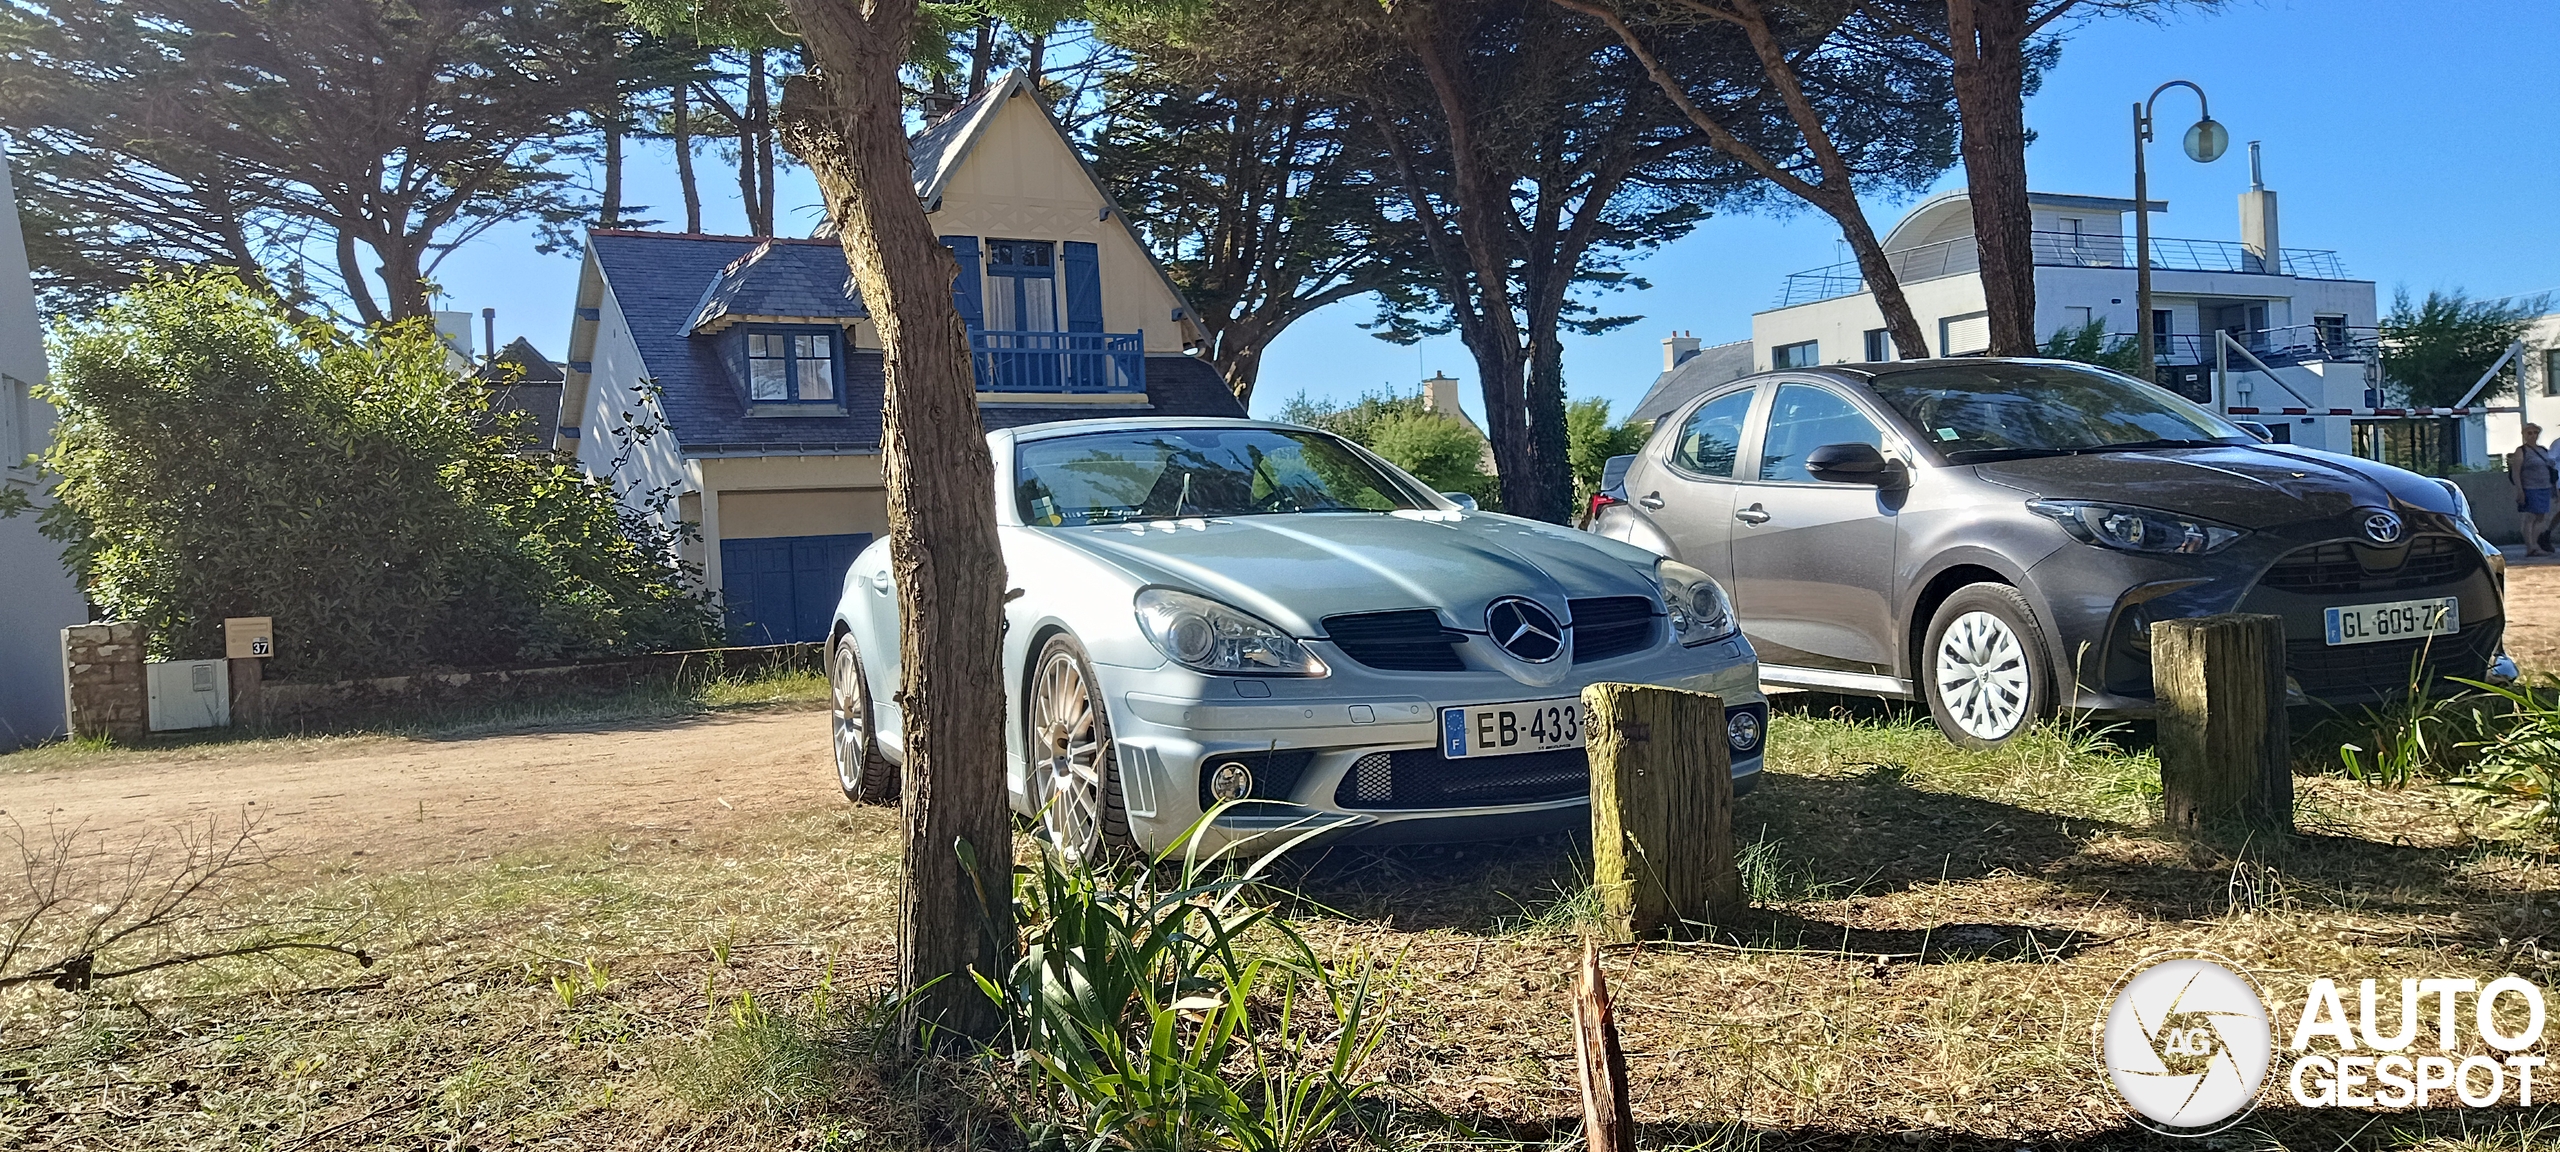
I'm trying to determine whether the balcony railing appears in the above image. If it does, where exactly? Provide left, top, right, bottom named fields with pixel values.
left=1773, top=231, right=2355, bottom=307
left=2155, top=322, right=2380, bottom=366
left=971, top=330, right=1147, bottom=394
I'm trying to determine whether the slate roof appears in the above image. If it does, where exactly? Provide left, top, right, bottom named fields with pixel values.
left=479, top=336, right=565, bottom=384
left=587, top=230, right=1241, bottom=455
left=909, top=71, right=1021, bottom=206
left=684, top=240, right=867, bottom=334
left=1628, top=339, right=1755, bottom=424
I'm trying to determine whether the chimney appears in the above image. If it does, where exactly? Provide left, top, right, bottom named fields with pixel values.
left=920, top=87, right=962, bottom=124
left=1421, top=371, right=1464, bottom=417
left=481, top=307, right=497, bottom=369
left=1663, top=330, right=1702, bottom=372
left=2238, top=141, right=2280, bottom=274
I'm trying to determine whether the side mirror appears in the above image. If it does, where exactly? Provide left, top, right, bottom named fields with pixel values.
left=2235, top=421, right=2275, bottom=443
left=1440, top=492, right=1479, bottom=512
left=1804, top=442, right=1906, bottom=488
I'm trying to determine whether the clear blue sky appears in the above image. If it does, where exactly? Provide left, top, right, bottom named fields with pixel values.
left=432, top=0, right=2560, bottom=427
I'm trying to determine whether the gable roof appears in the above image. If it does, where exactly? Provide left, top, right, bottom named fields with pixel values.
left=478, top=336, right=564, bottom=384
left=684, top=239, right=867, bottom=334
left=587, top=230, right=1240, bottom=456
left=908, top=73, right=1019, bottom=206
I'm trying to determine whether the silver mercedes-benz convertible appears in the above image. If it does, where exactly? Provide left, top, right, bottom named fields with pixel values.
left=825, top=416, right=1765, bottom=858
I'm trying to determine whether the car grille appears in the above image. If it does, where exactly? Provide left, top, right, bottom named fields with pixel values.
left=1196, top=748, right=1314, bottom=811
left=1335, top=746, right=1589, bottom=810
left=1569, top=596, right=1657, bottom=663
left=1321, top=609, right=1464, bottom=672
left=2258, top=536, right=2475, bottom=596
left=2286, top=626, right=2501, bottom=701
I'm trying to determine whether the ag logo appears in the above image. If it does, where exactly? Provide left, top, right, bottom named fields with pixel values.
left=2100, top=954, right=2272, bottom=1136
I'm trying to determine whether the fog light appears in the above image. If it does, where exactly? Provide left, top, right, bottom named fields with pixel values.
left=1208, top=760, right=1255, bottom=803
left=1726, top=710, right=1762, bottom=753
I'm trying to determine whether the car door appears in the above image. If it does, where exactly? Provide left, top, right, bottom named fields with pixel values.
left=1729, top=381, right=1904, bottom=675
left=1630, top=385, right=1757, bottom=584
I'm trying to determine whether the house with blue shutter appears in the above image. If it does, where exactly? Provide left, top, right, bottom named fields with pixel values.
left=554, top=71, right=1241, bottom=644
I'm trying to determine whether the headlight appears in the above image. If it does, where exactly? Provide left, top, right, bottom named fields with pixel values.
left=1133, top=588, right=1327, bottom=676
left=1656, top=559, right=1738, bottom=646
left=2436, top=479, right=2476, bottom=530
left=2026, top=499, right=2242, bottom=555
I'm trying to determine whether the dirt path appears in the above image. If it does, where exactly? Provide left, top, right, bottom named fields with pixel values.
left=0, top=708, right=840, bottom=870
left=2505, top=553, right=2560, bottom=673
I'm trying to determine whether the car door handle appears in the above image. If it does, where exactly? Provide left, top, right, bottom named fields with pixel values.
left=1638, top=492, right=1665, bottom=510
left=1734, top=505, right=1772, bottom=525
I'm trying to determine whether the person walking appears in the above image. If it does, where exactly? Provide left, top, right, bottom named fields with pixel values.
left=2513, top=423, right=2557, bottom=557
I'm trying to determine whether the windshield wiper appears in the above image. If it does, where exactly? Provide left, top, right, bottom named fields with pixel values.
left=2078, top=438, right=2231, bottom=453
left=1945, top=446, right=2084, bottom=462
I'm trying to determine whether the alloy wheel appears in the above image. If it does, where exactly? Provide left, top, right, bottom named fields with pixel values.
left=830, top=642, right=869, bottom=797
left=1933, top=609, right=2033, bottom=741
left=1032, top=648, right=1109, bottom=861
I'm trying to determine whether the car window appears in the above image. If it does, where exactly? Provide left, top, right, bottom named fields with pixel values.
left=1759, top=384, right=1885, bottom=483
left=1861, top=362, right=2251, bottom=462
left=1014, top=427, right=1431, bottom=525
left=1669, top=388, right=1753, bottom=478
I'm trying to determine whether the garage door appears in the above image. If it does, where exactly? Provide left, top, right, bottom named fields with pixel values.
left=720, top=533, right=871, bottom=644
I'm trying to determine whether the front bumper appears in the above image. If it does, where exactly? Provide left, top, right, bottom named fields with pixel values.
left=1099, top=634, right=1764, bottom=856
left=2021, top=511, right=2507, bottom=714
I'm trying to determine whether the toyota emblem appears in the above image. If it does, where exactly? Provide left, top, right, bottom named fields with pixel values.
left=1485, top=598, right=1565, bottom=664
left=2361, top=511, right=2404, bottom=545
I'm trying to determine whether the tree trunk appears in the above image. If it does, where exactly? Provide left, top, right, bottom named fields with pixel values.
left=1026, top=34, right=1046, bottom=86
left=1831, top=192, right=1933, bottom=359
left=968, top=17, right=993, bottom=94
left=749, top=48, right=776, bottom=236
left=673, top=86, right=703, bottom=233
left=600, top=124, right=624, bottom=229
left=1950, top=0, right=2037, bottom=356
left=333, top=228, right=385, bottom=327
left=378, top=238, right=429, bottom=322
left=774, top=0, right=1015, bottom=1050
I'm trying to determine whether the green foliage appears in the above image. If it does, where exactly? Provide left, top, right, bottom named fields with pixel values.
left=2453, top=676, right=2560, bottom=835
left=2039, top=319, right=2147, bottom=376
left=2381, top=289, right=2548, bottom=407
left=1565, top=396, right=1649, bottom=507
left=1275, top=387, right=1499, bottom=507
left=29, top=271, right=715, bottom=681
left=979, top=827, right=1391, bottom=1152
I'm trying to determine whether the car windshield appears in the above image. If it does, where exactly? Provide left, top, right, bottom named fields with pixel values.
left=1014, top=427, right=1433, bottom=526
left=1863, top=362, right=2254, bottom=463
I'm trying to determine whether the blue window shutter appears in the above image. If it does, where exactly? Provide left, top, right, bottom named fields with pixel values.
left=1062, top=241, right=1103, bottom=334
left=941, top=236, right=984, bottom=331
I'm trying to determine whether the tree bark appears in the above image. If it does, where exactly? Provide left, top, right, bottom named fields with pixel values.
left=1949, top=0, right=2037, bottom=356
left=774, top=0, right=1015, bottom=1049
left=600, top=124, right=624, bottom=229
left=968, top=17, right=994, bottom=94
left=749, top=48, right=776, bottom=236
left=673, top=86, right=703, bottom=233
left=334, top=228, right=385, bottom=327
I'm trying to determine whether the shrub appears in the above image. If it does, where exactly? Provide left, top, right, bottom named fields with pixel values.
left=22, top=271, right=714, bottom=680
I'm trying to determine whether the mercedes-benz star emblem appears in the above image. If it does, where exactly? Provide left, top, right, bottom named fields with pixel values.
left=2362, top=511, right=2404, bottom=545
left=1485, top=598, right=1565, bottom=664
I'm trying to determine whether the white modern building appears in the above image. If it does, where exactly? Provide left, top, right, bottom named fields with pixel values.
left=1745, top=151, right=2436, bottom=462
left=0, top=143, right=88, bottom=748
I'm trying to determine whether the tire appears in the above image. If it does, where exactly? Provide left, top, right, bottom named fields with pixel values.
left=830, top=632, right=898, bottom=804
left=1920, top=583, right=2055, bottom=749
left=1026, top=633, right=1133, bottom=862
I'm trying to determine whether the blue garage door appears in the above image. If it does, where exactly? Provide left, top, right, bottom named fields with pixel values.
left=720, top=533, right=871, bottom=644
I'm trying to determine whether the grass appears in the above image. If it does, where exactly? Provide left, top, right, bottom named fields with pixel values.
left=0, top=663, right=830, bottom=775
left=0, top=694, right=2555, bottom=1149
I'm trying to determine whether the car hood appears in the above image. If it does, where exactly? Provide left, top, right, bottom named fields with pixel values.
left=1968, top=445, right=2458, bottom=529
left=1040, top=511, right=1661, bottom=637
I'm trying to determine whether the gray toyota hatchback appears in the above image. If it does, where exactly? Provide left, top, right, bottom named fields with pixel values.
left=1591, top=358, right=2511, bottom=747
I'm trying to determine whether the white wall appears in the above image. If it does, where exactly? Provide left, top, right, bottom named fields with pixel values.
left=0, top=146, right=89, bottom=748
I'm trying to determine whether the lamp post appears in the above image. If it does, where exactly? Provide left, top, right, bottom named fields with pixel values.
left=2133, top=80, right=2228, bottom=380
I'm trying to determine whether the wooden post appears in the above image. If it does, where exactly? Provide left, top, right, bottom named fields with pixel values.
left=1569, top=941, right=1633, bottom=1152
left=1583, top=682, right=1740, bottom=940
left=2151, top=613, right=2293, bottom=835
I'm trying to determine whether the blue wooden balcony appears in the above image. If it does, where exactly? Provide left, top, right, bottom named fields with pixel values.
left=972, top=330, right=1147, bottom=394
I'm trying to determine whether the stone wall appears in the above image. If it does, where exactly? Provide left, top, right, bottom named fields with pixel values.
left=61, top=621, right=145, bottom=744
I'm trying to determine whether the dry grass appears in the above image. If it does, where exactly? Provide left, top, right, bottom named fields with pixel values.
left=1, top=696, right=2555, bottom=1150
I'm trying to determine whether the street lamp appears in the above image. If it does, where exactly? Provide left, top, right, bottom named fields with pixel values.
left=2133, top=80, right=2228, bottom=379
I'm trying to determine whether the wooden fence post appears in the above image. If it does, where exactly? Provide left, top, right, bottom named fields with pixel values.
left=1583, top=682, right=1740, bottom=940
left=2151, top=613, right=2293, bottom=836
left=1569, top=941, right=1634, bottom=1152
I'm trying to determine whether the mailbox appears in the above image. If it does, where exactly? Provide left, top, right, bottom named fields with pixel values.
left=223, top=616, right=274, bottom=660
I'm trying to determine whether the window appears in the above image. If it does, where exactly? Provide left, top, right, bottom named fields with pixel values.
left=743, top=329, right=838, bottom=404
left=1670, top=388, right=1753, bottom=478
left=1772, top=340, right=1819, bottom=369
left=2314, top=314, right=2350, bottom=356
left=1760, top=384, right=1885, bottom=482
left=2544, top=349, right=2558, bottom=398
left=2152, top=309, right=2175, bottom=356
left=984, top=239, right=1057, bottom=332
left=2353, top=418, right=2461, bottom=476
left=1, top=375, right=27, bottom=472
left=1012, top=427, right=1429, bottom=525
left=1940, top=313, right=1990, bottom=356
left=1863, top=328, right=1891, bottom=363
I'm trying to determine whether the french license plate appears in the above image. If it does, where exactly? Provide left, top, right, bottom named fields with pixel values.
left=2323, top=597, right=2459, bottom=646
left=1441, top=697, right=1589, bottom=760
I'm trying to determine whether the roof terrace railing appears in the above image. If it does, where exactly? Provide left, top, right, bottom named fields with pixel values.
left=1773, top=231, right=2355, bottom=308
left=972, top=330, right=1148, bottom=394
